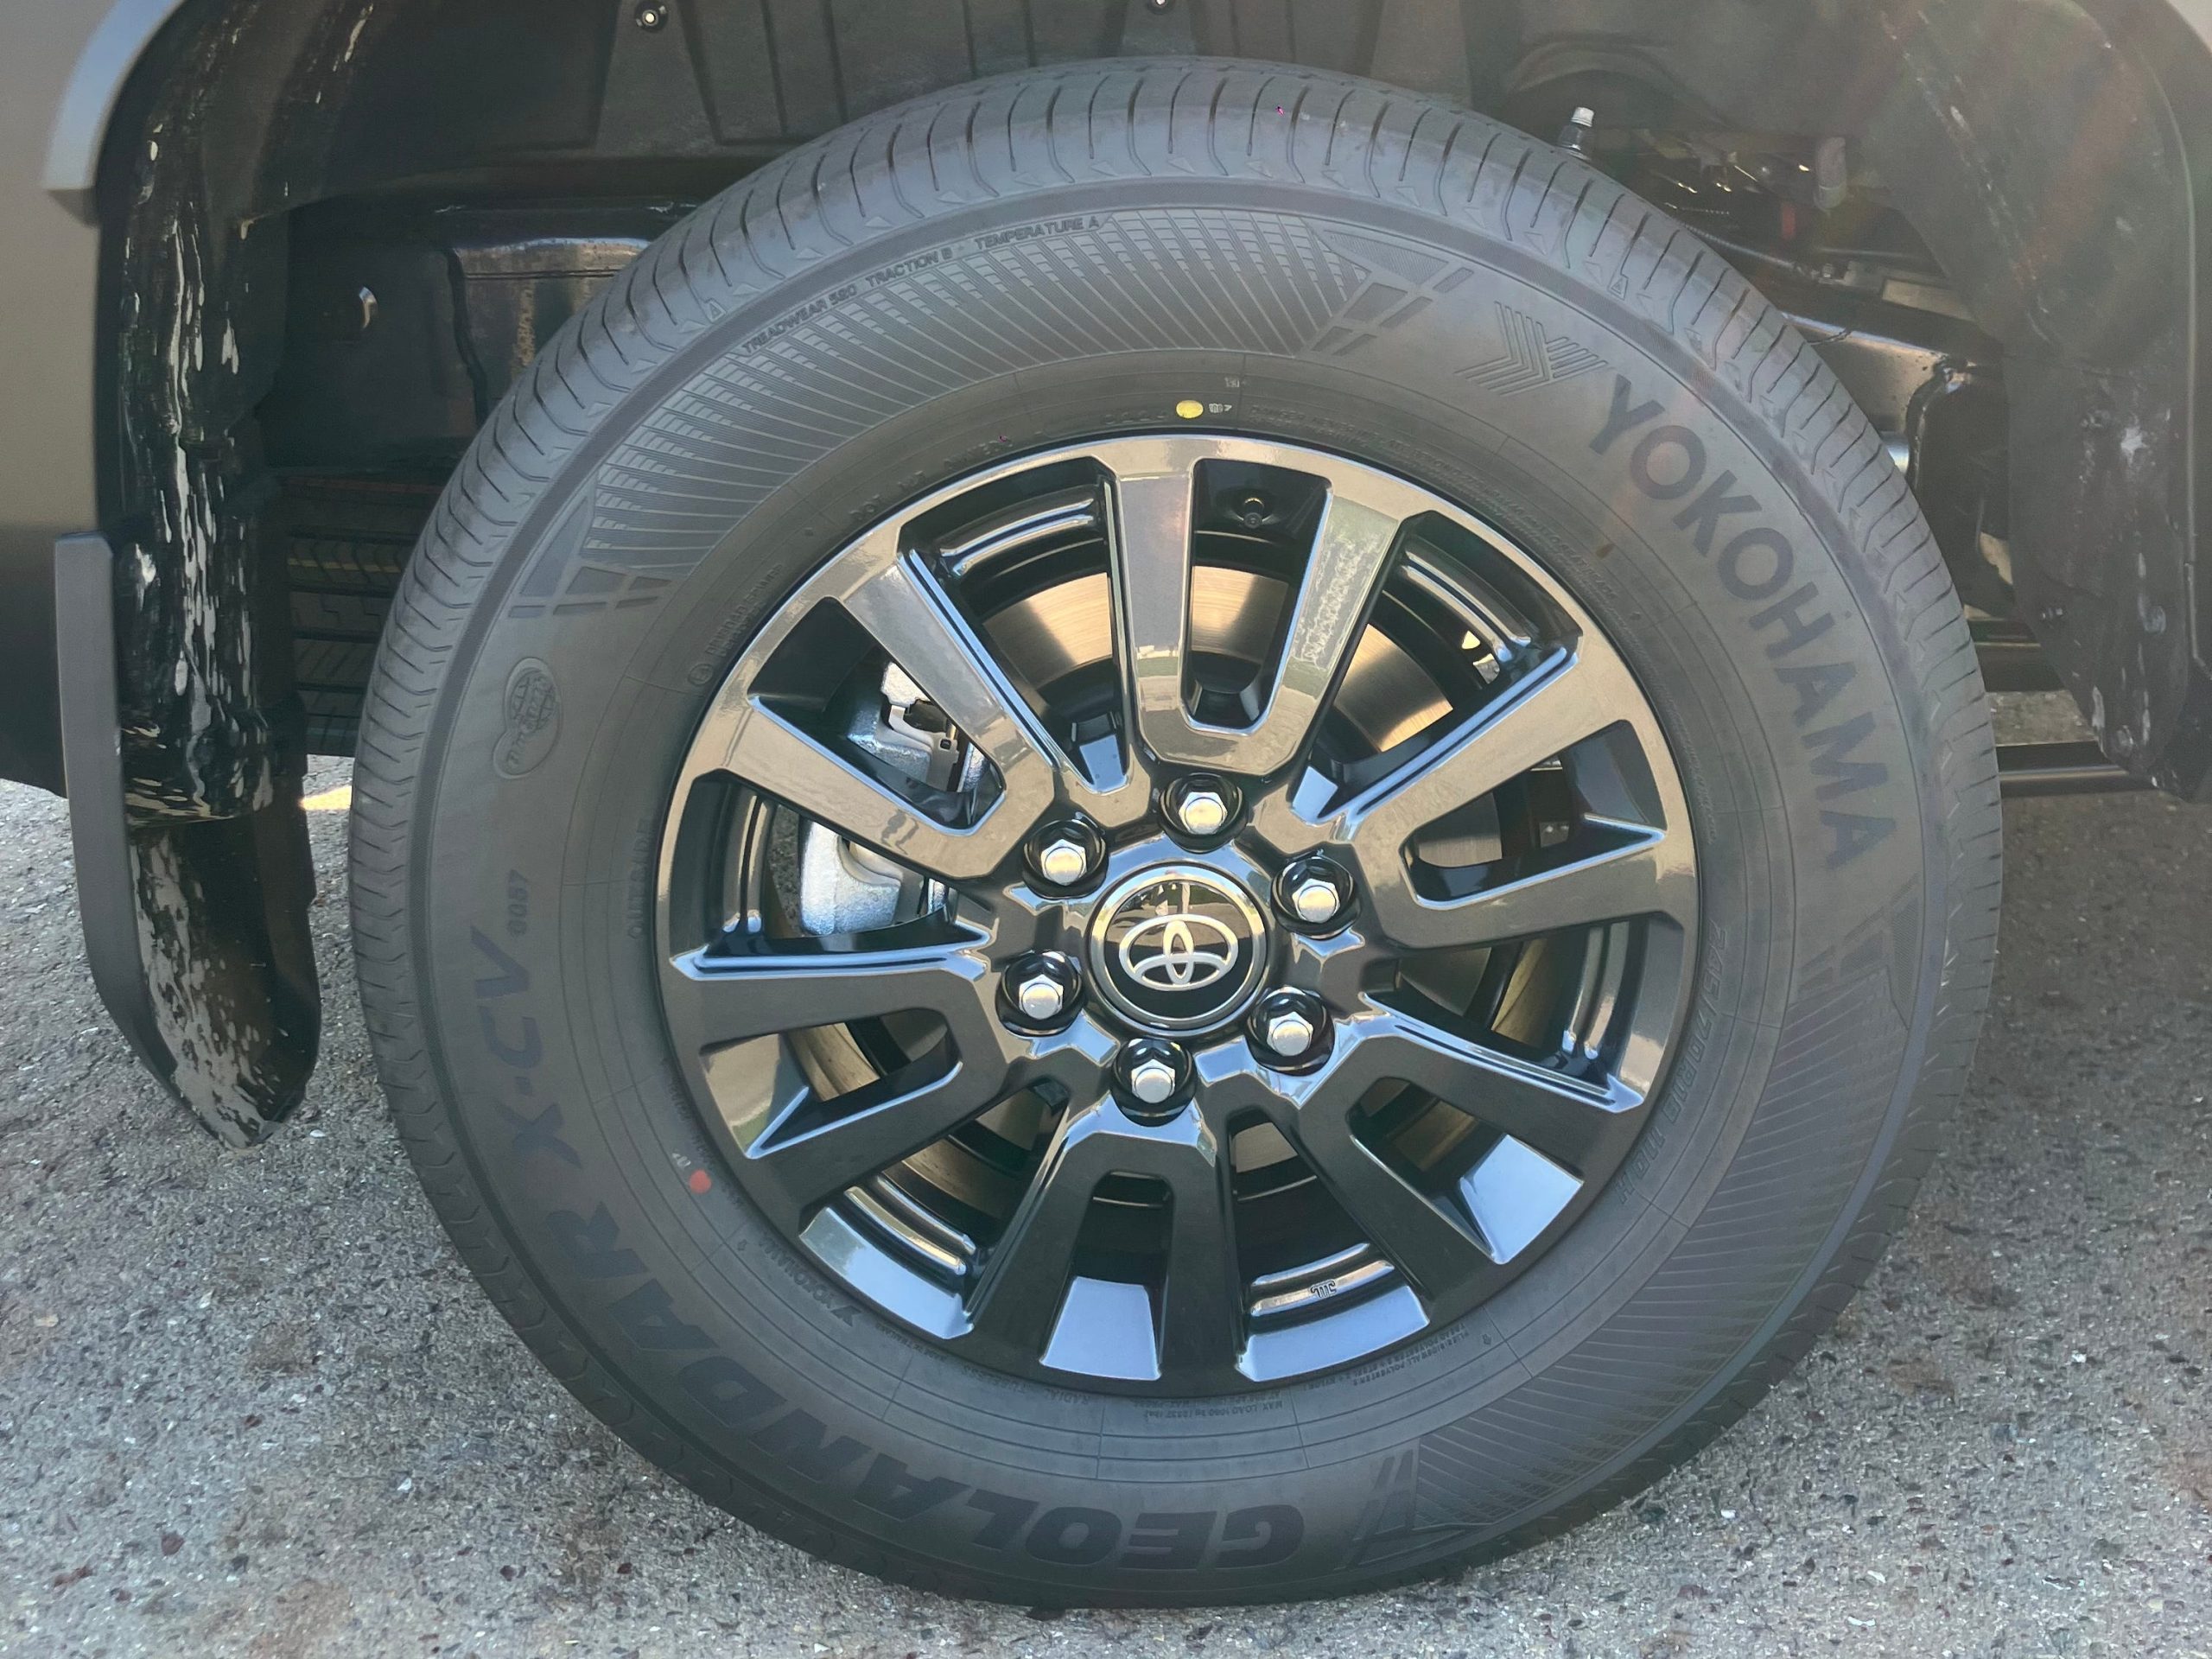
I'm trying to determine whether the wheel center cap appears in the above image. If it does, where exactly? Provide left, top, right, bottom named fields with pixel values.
left=1088, top=865, right=1268, bottom=1033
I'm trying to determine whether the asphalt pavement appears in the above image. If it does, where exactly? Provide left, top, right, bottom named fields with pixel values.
left=3, top=728, right=2209, bottom=1658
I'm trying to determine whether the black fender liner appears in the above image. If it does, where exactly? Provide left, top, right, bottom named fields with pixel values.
left=1506, top=0, right=2212, bottom=792
left=1862, top=1, right=2212, bottom=795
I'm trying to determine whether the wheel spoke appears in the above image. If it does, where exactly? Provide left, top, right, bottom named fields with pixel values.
left=1104, top=443, right=1203, bottom=765
left=1207, top=1046, right=1491, bottom=1303
left=718, top=709, right=1000, bottom=883
left=1152, top=1115, right=1244, bottom=1378
left=1376, top=826, right=1694, bottom=951
left=1240, top=486, right=1405, bottom=774
left=1204, top=1004, right=1636, bottom=1300
left=1103, top=442, right=1412, bottom=778
left=664, top=937, right=1017, bottom=1222
left=711, top=535, right=1062, bottom=884
left=664, top=936, right=995, bottom=1052
left=842, top=549, right=1064, bottom=842
left=963, top=1102, right=1243, bottom=1381
left=748, top=1053, right=1017, bottom=1222
left=963, top=1103, right=1116, bottom=1360
left=1278, top=1100, right=1493, bottom=1304
left=1342, top=645, right=1636, bottom=865
left=1357, top=1009, right=1640, bottom=1175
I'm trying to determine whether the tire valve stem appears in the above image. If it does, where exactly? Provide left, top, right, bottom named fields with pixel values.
left=1558, top=105, right=1595, bottom=156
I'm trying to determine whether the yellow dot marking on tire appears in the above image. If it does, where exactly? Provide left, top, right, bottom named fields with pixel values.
left=1175, top=399, right=1205, bottom=419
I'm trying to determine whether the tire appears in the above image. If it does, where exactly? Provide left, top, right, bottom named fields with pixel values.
left=349, top=59, right=2000, bottom=1605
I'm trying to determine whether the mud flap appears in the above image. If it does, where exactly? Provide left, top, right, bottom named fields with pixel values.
left=55, top=534, right=319, bottom=1145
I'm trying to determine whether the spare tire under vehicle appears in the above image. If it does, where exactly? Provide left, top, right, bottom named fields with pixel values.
left=350, top=60, right=2001, bottom=1603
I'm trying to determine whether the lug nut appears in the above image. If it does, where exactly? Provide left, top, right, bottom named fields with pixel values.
left=1276, top=856, right=1351, bottom=930
left=1290, top=879, right=1340, bottom=924
left=1028, top=819, right=1103, bottom=889
left=1128, top=1056, right=1179, bottom=1104
left=1175, top=788, right=1229, bottom=836
left=1014, top=974, right=1066, bottom=1022
left=1263, top=1008, right=1316, bottom=1058
left=1165, top=775, right=1237, bottom=839
left=1036, top=836, right=1090, bottom=886
left=1001, top=951, right=1081, bottom=1031
left=1249, top=990, right=1329, bottom=1067
left=1116, top=1039, right=1189, bottom=1117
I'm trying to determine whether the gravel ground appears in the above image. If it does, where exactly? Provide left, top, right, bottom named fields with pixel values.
left=3, top=736, right=2209, bottom=1658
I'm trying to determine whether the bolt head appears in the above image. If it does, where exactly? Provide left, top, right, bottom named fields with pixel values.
left=1127, top=1058, right=1179, bottom=1105
left=1262, top=1009, right=1317, bottom=1058
left=1173, top=788, right=1230, bottom=837
left=1290, top=875, right=1344, bottom=925
left=1015, top=976, right=1066, bottom=1022
left=1035, top=836, right=1091, bottom=887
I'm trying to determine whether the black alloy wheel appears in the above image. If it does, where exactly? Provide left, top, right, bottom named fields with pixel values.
left=657, top=435, right=1696, bottom=1394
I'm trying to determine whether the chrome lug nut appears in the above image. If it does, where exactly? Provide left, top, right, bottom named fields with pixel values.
left=1014, top=974, right=1066, bottom=1022
left=1249, top=990, right=1329, bottom=1068
left=1027, top=819, right=1103, bottom=890
left=1001, top=951, right=1081, bottom=1031
left=1276, top=856, right=1351, bottom=930
left=1036, top=836, right=1091, bottom=887
left=1164, top=774, right=1238, bottom=840
left=1116, top=1039, right=1189, bottom=1117
left=1128, top=1056, right=1179, bottom=1104
left=1175, top=787, right=1229, bottom=836
left=1263, top=1007, right=1316, bottom=1058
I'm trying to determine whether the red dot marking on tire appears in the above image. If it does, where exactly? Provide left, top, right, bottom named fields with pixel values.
left=686, top=1169, right=712, bottom=1196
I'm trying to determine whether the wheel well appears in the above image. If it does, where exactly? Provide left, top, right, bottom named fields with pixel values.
left=98, top=0, right=2212, bottom=786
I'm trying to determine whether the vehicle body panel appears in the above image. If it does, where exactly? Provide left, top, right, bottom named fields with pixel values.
left=0, top=3, right=112, bottom=794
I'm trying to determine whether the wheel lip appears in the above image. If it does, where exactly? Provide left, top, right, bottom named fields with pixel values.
left=651, top=427, right=1703, bottom=1396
